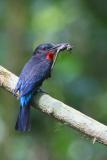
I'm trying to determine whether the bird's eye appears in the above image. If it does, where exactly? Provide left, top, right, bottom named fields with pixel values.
left=42, top=47, right=50, bottom=51
left=42, top=47, right=46, bottom=51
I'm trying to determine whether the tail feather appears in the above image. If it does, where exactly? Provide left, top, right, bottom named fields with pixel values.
left=15, top=105, right=31, bottom=132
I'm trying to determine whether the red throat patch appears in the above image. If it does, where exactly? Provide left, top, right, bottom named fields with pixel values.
left=46, top=52, right=54, bottom=61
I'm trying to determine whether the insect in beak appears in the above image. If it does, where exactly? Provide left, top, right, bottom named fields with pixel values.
left=51, top=43, right=73, bottom=70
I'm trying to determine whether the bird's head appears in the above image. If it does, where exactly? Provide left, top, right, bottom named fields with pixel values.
left=33, top=43, right=72, bottom=61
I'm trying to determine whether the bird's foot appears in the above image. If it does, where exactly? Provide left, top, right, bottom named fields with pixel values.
left=37, top=88, right=48, bottom=94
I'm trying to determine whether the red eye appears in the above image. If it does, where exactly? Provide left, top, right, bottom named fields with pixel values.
left=42, top=47, right=46, bottom=51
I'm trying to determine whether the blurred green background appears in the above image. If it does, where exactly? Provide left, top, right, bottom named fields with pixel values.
left=0, top=0, right=107, bottom=160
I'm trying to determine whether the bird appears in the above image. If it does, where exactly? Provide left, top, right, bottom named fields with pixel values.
left=14, top=43, right=72, bottom=132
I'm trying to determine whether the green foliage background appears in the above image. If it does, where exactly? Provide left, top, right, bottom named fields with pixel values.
left=0, top=0, right=107, bottom=159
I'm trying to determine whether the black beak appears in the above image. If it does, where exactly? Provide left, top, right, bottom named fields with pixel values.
left=50, top=43, right=73, bottom=53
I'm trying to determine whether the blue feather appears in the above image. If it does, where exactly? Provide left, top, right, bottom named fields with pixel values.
left=20, top=94, right=32, bottom=107
left=15, top=104, right=30, bottom=131
left=15, top=94, right=32, bottom=131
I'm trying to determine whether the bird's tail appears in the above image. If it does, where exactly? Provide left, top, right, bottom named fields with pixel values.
left=15, top=105, right=31, bottom=132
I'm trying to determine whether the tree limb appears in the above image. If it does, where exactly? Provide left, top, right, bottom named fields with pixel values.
left=0, top=65, right=107, bottom=146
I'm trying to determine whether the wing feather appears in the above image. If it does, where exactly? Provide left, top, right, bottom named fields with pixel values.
left=15, top=59, right=51, bottom=97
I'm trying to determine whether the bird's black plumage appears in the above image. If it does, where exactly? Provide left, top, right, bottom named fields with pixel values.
left=14, top=42, right=72, bottom=131
left=14, top=43, right=56, bottom=131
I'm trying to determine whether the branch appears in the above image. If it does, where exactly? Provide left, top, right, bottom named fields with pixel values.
left=0, top=65, right=107, bottom=146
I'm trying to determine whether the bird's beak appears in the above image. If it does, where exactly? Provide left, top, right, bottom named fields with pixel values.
left=51, top=43, right=73, bottom=53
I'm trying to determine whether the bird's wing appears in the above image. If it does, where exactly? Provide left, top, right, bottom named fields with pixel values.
left=17, top=60, right=50, bottom=97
